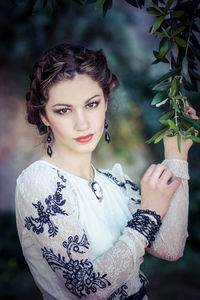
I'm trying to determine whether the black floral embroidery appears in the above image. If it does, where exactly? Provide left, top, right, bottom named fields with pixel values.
left=108, top=284, right=128, bottom=300
left=96, top=169, right=126, bottom=189
left=125, top=179, right=140, bottom=204
left=125, top=179, right=138, bottom=192
left=96, top=169, right=140, bottom=204
left=25, top=177, right=68, bottom=237
left=57, top=170, right=67, bottom=183
left=42, top=234, right=111, bottom=298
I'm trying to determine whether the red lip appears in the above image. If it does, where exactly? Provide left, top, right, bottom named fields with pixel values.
left=74, top=134, right=94, bottom=143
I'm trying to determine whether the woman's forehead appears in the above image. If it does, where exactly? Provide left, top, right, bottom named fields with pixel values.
left=47, top=74, right=103, bottom=106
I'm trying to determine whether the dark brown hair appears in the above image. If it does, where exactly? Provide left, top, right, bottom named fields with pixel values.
left=26, top=43, right=119, bottom=135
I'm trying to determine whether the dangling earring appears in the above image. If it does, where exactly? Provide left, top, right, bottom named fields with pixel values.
left=104, top=120, right=110, bottom=143
left=47, top=128, right=53, bottom=157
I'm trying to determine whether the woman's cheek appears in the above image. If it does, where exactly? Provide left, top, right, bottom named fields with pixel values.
left=50, top=119, right=70, bottom=138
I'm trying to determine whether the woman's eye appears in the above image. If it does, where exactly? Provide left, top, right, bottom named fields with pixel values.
left=87, top=101, right=99, bottom=109
left=55, top=108, right=71, bottom=115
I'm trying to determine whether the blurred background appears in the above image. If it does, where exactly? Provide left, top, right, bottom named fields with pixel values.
left=0, top=0, right=199, bottom=299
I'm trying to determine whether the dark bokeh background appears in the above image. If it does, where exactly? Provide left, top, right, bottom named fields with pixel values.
left=0, top=1, right=200, bottom=299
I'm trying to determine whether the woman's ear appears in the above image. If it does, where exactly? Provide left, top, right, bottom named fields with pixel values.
left=40, top=112, right=50, bottom=127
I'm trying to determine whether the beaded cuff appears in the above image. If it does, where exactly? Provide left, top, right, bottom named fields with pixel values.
left=126, top=209, right=162, bottom=248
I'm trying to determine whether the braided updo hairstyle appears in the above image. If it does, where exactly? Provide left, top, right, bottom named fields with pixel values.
left=26, top=43, right=119, bottom=135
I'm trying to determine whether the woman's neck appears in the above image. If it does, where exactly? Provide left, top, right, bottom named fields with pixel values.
left=41, top=150, right=94, bottom=181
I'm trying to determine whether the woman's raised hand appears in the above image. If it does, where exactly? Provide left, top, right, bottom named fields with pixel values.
left=140, top=164, right=181, bottom=218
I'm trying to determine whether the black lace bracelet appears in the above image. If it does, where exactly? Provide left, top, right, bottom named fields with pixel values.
left=126, top=209, right=162, bottom=248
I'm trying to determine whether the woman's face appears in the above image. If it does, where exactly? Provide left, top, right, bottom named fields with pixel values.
left=41, top=74, right=108, bottom=157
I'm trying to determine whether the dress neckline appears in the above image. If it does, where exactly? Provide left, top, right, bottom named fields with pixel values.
left=35, top=160, right=97, bottom=183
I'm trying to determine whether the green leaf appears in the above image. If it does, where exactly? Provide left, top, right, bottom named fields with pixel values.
left=158, top=38, right=170, bottom=58
left=151, top=91, right=168, bottom=105
left=160, top=57, right=169, bottom=63
left=190, top=136, right=200, bottom=143
left=154, top=129, right=169, bottom=143
left=180, top=118, right=193, bottom=130
left=170, top=78, right=177, bottom=97
left=185, top=126, right=195, bottom=135
left=147, top=7, right=162, bottom=15
left=175, top=37, right=187, bottom=47
left=154, top=31, right=166, bottom=37
left=181, top=116, right=200, bottom=131
left=150, top=1, right=164, bottom=14
left=152, top=59, right=160, bottom=64
left=172, top=26, right=186, bottom=36
left=160, top=110, right=174, bottom=120
left=172, top=100, right=180, bottom=113
left=161, top=27, right=171, bottom=38
left=174, top=95, right=187, bottom=100
left=171, top=10, right=184, bottom=18
left=152, top=81, right=171, bottom=92
left=182, top=56, right=188, bottom=76
left=146, top=128, right=168, bottom=144
left=152, top=58, right=169, bottom=64
left=153, top=50, right=159, bottom=58
left=166, top=0, right=174, bottom=11
left=150, top=67, right=181, bottom=88
left=177, top=133, right=181, bottom=152
left=171, top=42, right=178, bottom=58
left=156, top=98, right=168, bottom=107
left=151, top=16, right=165, bottom=34
left=168, top=119, right=179, bottom=132
left=95, top=0, right=106, bottom=9
left=159, top=119, right=169, bottom=125
left=124, top=0, right=142, bottom=8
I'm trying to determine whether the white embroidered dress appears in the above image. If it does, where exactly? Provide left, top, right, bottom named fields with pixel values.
left=15, top=159, right=189, bottom=300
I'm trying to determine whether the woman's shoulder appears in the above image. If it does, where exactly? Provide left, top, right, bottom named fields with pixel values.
left=16, top=160, right=64, bottom=190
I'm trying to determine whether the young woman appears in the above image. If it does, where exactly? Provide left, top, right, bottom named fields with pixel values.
left=15, top=43, right=198, bottom=300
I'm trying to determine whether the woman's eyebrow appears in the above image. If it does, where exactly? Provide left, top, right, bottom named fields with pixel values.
left=52, top=94, right=101, bottom=108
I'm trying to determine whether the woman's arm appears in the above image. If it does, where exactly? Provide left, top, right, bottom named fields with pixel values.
left=147, top=159, right=189, bottom=261
left=145, top=103, right=198, bottom=260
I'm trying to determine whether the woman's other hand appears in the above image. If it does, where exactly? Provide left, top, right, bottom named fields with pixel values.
left=140, top=164, right=181, bottom=218
left=163, top=101, right=199, bottom=161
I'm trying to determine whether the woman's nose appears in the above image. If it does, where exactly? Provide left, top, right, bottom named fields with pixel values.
left=74, top=112, right=89, bottom=131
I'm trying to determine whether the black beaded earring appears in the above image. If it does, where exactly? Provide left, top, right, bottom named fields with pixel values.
left=47, top=128, right=52, bottom=157
left=104, top=120, right=110, bottom=143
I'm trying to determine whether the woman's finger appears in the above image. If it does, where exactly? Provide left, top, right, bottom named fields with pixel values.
left=142, top=164, right=156, bottom=179
left=149, top=164, right=168, bottom=181
left=184, top=102, right=198, bottom=119
left=159, top=168, right=173, bottom=185
left=190, top=114, right=199, bottom=120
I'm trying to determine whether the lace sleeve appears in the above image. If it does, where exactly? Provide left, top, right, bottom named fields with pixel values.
left=147, top=159, right=189, bottom=261
left=115, top=160, right=189, bottom=261
left=15, top=164, right=151, bottom=299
